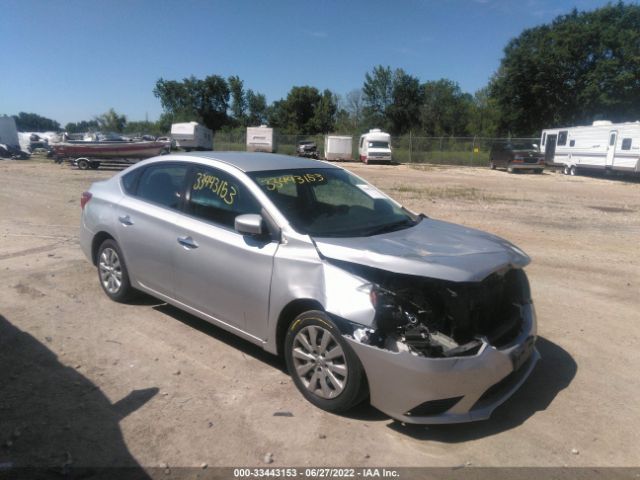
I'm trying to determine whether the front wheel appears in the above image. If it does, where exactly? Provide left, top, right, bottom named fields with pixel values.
left=77, top=158, right=90, bottom=170
left=97, top=239, right=135, bottom=302
left=284, top=311, right=367, bottom=413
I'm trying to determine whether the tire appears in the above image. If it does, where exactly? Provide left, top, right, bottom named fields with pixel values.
left=563, top=165, right=570, bottom=175
left=77, top=158, right=89, bottom=170
left=507, top=165, right=515, bottom=173
left=284, top=311, right=367, bottom=413
left=96, top=239, right=135, bottom=302
left=490, top=161, right=496, bottom=170
left=570, top=165, right=577, bottom=176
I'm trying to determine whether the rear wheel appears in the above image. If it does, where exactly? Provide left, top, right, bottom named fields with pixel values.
left=570, top=165, right=577, bottom=176
left=97, top=239, right=135, bottom=302
left=284, top=311, right=367, bottom=413
left=563, top=165, right=570, bottom=175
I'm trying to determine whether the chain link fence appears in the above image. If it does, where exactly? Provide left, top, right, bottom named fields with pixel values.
left=212, top=132, right=539, bottom=167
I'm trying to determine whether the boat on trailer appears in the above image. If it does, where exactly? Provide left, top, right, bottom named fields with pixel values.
left=51, top=140, right=166, bottom=169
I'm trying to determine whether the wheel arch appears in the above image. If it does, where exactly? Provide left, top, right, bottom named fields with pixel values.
left=91, top=231, right=116, bottom=265
left=275, top=298, right=324, bottom=357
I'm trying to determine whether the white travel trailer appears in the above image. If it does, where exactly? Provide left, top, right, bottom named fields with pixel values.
left=358, top=129, right=392, bottom=164
left=246, top=126, right=275, bottom=153
left=541, top=120, right=640, bottom=175
left=170, top=122, right=213, bottom=151
left=324, top=135, right=353, bottom=161
left=0, top=116, right=20, bottom=149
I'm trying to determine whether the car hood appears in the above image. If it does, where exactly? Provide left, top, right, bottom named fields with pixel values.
left=313, top=218, right=530, bottom=282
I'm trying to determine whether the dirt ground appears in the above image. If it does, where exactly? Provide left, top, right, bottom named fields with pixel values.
left=1, top=158, right=639, bottom=471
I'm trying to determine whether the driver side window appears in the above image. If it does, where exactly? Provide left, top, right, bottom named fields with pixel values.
left=186, top=167, right=261, bottom=229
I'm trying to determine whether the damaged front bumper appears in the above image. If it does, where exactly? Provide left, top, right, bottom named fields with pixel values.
left=345, top=303, right=539, bottom=424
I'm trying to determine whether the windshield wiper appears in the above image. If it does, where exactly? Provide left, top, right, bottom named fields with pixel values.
left=364, top=218, right=417, bottom=237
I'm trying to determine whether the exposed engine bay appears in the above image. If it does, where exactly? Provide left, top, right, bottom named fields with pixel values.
left=330, top=259, right=531, bottom=358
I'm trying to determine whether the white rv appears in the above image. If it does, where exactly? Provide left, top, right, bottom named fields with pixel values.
left=0, top=116, right=20, bottom=149
left=324, top=135, right=353, bottom=161
left=358, top=129, right=392, bottom=164
left=246, top=126, right=275, bottom=153
left=170, top=122, right=213, bottom=151
left=541, top=121, right=640, bottom=175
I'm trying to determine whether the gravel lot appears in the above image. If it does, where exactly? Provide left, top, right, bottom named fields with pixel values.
left=1, top=158, right=639, bottom=470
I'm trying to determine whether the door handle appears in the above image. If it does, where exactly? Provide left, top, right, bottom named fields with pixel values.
left=118, top=215, right=134, bottom=226
left=177, top=236, right=199, bottom=249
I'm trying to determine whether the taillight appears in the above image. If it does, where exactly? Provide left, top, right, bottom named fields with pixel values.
left=80, top=191, right=92, bottom=210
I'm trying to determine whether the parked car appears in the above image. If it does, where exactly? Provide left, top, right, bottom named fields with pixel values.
left=80, top=152, right=539, bottom=424
left=296, top=140, right=318, bottom=159
left=489, top=141, right=545, bottom=173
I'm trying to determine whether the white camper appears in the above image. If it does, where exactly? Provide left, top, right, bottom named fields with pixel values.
left=541, top=121, right=640, bottom=175
left=358, top=129, right=392, bottom=164
left=246, top=126, right=275, bottom=153
left=0, top=116, right=20, bottom=149
left=170, top=122, right=213, bottom=151
left=324, top=135, right=353, bottom=161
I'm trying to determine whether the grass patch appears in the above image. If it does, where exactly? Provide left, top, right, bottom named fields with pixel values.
left=389, top=184, right=504, bottom=202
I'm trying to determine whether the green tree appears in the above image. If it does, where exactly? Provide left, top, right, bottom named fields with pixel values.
left=154, top=75, right=230, bottom=131
left=489, top=2, right=640, bottom=134
left=468, top=87, right=500, bottom=137
left=246, top=90, right=268, bottom=125
left=362, top=65, right=394, bottom=126
left=96, top=108, right=127, bottom=133
left=228, top=75, right=247, bottom=125
left=12, top=112, right=60, bottom=131
left=65, top=120, right=100, bottom=133
left=268, top=86, right=337, bottom=134
left=386, top=69, right=422, bottom=135
left=421, top=79, right=473, bottom=136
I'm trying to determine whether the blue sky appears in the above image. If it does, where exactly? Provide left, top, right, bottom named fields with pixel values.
left=0, top=0, right=626, bottom=125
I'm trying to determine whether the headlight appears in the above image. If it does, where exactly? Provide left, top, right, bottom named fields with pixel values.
left=369, top=285, right=420, bottom=333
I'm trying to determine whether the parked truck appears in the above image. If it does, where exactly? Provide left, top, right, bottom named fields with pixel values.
left=358, top=129, right=392, bottom=164
left=541, top=120, right=640, bottom=175
left=324, top=135, right=353, bottom=161
left=170, top=122, right=213, bottom=151
left=0, top=116, right=29, bottom=159
left=246, top=126, right=275, bottom=153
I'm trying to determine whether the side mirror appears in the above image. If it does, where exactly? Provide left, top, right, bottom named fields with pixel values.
left=235, top=214, right=264, bottom=236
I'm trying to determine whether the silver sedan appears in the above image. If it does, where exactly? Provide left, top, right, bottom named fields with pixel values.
left=80, top=152, right=539, bottom=423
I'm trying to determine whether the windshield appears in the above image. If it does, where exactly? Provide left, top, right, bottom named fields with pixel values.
left=368, top=141, right=389, bottom=149
left=248, top=168, right=417, bottom=237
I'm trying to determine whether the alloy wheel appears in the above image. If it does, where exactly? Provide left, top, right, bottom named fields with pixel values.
left=291, top=325, right=348, bottom=399
left=99, top=247, right=123, bottom=294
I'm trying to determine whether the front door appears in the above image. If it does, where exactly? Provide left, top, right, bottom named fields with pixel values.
left=172, top=165, right=278, bottom=340
left=606, top=130, right=618, bottom=167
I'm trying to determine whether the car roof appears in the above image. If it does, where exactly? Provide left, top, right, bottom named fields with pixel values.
left=166, top=151, right=339, bottom=173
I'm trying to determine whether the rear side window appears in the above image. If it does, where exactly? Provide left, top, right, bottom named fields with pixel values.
left=186, top=166, right=261, bottom=228
left=121, top=168, right=142, bottom=195
left=622, top=138, right=632, bottom=150
left=557, top=131, right=568, bottom=146
left=136, top=164, right=189, bottom=209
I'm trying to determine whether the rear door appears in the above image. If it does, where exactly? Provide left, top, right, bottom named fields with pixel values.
left=116, top=163, right=190, bottom=296
left=171, top=165, right=279, bottom=340
left=606, top=130, right=618, bottom=167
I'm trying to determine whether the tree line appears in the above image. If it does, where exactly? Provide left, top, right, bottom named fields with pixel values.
left=6, top=2, right=639, bottom=138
